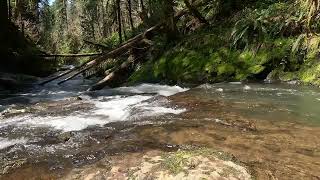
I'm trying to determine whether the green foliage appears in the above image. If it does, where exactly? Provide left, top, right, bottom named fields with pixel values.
left=150, top=42, right=271, bottom=83
left=100, top=33, right=121, bottom=49
left=128, top=61, right=159, bottom=84
left=230, top=2, right=306, bottom=48
left=300, top=0, right=320, bottom=30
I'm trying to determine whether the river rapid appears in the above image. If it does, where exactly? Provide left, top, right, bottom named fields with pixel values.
left=0, top=79, right=320, bottom=179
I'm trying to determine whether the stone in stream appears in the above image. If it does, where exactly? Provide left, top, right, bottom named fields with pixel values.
left=63, top=148, right=252, bottom=180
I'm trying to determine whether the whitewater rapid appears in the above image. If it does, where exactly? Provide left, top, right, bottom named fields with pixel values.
left=0, top=84, right=189, bottom=149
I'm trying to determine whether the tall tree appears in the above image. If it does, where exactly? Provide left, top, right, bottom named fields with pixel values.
left=127, top=0, right=134, bottom=30
left=0, top=0, right=9, bottom=46
left=116, top=0, right=123, bottom=43
left=1, top=0, right=8, bottom=24
left=140, top=0, right=145, bottom=12
left=164, top=0, right=177, bottom=41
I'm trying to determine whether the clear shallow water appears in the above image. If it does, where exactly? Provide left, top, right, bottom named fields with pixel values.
left=196, top=82, right=320, bottom=125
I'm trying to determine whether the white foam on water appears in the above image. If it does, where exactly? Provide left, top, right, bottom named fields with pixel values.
left=138, top=106, right=187, bottom=116
left=20, top=116, right=107, bottom=132
left=0, top=84, right=188, bottom=132
left=0, top=137, right=28, bottom=150
left=243, top=85, right=251, bottom=90
left=229, top=82, right=242, bottom=85
left=115, top=83, right=189, bottom=96
left=92, top=95, right=152, bottom=120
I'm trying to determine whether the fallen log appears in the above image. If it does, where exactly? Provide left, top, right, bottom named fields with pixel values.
left=88, top=55, right=136, bottom=91
left=57, top=63, right=97, bottom=85
left=39, top=52, right=103, bottom=58
left=39, top=58, right=98, bottom=85
left=47, top=25, right=158, bottom=85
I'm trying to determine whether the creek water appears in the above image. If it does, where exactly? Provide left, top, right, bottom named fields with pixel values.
left=0, top=79, right=319, bottom=179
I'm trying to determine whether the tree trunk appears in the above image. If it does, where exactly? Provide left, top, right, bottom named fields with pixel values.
left=88, top=56, right=135, bottom=90
left=63, top=0, right=68, bottom=31
left=116, top=0, right=123, bottom=43
left=127, top=0, right=134, bottom=30
left=7, top=0, right=11, bottom=21
left=140, top=0, right=145, bottom=12
left=183, top=0, right=209, bottom=25
left=0, top=0, right=8, bottom=57
left=164, top=0, right=177, bottom=41
left=1, top=0, right=8, bottom=25
left=122, top=16, right=127, bottom=40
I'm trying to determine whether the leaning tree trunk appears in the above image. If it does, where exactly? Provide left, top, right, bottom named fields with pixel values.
left=88, top=53, right=136, bottom=90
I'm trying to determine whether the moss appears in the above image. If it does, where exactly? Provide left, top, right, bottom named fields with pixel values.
left=160, top=147, right=241, bottom=175
left=128, top=61, right=160, bottom=84
left=279, top=72, right=298, bottom=82
left=299, top=63, right=320, bottom=86
left=161, top=150, right=192, bottom=174
left=129, top=3, right=320, bottom=86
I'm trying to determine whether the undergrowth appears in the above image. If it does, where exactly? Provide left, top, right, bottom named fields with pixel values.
left=129, top=0, right=320, bottom=87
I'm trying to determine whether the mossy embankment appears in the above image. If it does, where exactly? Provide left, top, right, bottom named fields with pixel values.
left=129, top=1, right=320, bottom=87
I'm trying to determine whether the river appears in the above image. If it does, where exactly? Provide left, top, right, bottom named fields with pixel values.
left=0, top=79, right=319, bottom=179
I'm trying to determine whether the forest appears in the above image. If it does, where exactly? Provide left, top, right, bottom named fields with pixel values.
left=2, top=0, right=320, bottom=88
left=1, top=0, right=320, bottom=179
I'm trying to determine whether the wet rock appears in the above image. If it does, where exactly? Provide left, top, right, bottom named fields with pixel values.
left=0, top=72, right=39, bottom=90
left=1, top=158, right=27, bottom=175
left=0, top=106, right=28, bottom=117
left=63, top=148, right=252, bottom=180
left=57, top=132, right=73, bottom=142
left=122, top=149, right=251, bottom=180
left=0, top=77, right=20, bottom=89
